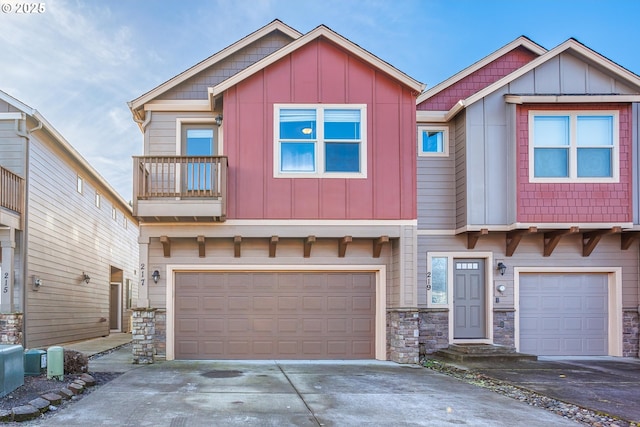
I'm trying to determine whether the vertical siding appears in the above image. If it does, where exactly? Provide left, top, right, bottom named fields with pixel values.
left=25, top=131, right=139, bottom=348
left=163, top=31, right=294, bottom=100
left=225, top=38, right=416, bottom=220
left=633, top=103, right=639, bottom=224
left=454, top=113, right=467, bottom=228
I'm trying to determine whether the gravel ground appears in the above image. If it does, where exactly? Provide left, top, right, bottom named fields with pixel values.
left=422, top=358, right=639, bottom=427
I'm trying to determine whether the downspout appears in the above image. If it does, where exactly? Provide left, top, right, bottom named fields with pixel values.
left=15, top=115, right=42, bottom=348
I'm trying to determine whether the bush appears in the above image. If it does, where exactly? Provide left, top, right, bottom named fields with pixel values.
left=63, top=349, right=88, bottom=374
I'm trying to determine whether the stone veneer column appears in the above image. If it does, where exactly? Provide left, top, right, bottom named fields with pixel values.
left=153, top=309, right=166, bottom=358
left=418, top=309, right=448, bottom=357
left=0, top=313, right=23, bottom=345
left=387, top=311, right=419, bottom=364
left=493, top=309, right=516, bottom=349
left=131, top=308, right=156, bottom=364
left=622, top=309, right=639, bottom=357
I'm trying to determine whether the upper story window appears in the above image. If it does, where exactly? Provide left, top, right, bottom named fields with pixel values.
left=529, top=111, right=619, bottom=182
left=95, top=192, right=101, bottom=208
left=274, top=104, right=367, bottom=178
left=76, top=176, right=83, bottom=193
left=418, top=125, right=448, bottom=157
left=112, top=207, right=117, bottom=220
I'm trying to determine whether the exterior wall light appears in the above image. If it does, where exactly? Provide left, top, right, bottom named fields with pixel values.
left=497, top=262, right=507, bottom=276
left=82, top=272, right=91, bottom=284
left=152, top=270, right=160, bottom=284
left=215, top=114, right=223, bottom=126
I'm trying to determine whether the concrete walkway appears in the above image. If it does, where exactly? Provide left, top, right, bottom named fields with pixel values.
left=59, top=332, right=132, bottom=357
left=29, top=353, right=578, bottom=427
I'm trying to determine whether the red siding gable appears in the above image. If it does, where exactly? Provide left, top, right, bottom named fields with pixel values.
left=418, top=46, right=538, bottom=111
left=517, top=104, right=632, bottom=223
left=224, top=38, right=417, bottom=220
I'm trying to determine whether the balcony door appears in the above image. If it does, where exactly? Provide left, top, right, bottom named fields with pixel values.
left=182, top=125, right=216, bottom=193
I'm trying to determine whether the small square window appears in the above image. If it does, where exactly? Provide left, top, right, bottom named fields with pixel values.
left=418, top=126, right=449, bottom=157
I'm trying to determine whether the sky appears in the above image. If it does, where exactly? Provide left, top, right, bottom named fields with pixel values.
left=2, top=0, right=640, bottom=202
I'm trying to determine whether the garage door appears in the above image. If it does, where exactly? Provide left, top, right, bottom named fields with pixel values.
left=175, top=271, right=376, bottom=359
left=520, top=273, right=608, bottom=356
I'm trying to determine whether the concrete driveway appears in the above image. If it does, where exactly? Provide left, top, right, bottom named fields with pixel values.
left=29, top=348, right=577, bottom=427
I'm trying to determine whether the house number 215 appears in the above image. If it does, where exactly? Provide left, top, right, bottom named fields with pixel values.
left=3, top=272, right=8, bottom=294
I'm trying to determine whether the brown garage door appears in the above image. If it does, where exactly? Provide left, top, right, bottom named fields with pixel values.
left=175, top=271, right=376, bottom=360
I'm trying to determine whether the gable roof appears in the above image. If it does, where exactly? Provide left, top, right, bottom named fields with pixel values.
left=416, top=36, right=547, bottom=105
left=0, top=89, right=133, bottom=214
left=424, top=38, right=640, bottom=122
left=128, top=19, right=302, bottom=113
left=209, top=24, right=425, bottom=100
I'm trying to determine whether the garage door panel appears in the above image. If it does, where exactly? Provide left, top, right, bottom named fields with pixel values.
left=520, top=273, right=608, bottom=356
left=175, top=271, right=375, bottom=360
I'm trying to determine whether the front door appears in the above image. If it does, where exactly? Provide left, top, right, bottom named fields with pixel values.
left=453, top=259, right=486, bottom=339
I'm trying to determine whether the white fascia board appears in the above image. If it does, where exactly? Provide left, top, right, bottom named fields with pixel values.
left=210, top=26, right=425, bottom=99
left=416, top=110, right=448, bottom=123
left=143, top=100, right=211, bottom=112
left=505, top=94, right=640, bottom=104
left=464, top=39, right=640, bottom=109
left=0, top=112, right=25, bottom=120
left=129, top=20, right=302, bottom=111
left=416, top=36, right=546, bottom=105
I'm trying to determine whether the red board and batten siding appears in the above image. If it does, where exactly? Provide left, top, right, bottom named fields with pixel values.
left=223, top=38, right=417, bottom=220
left=517, top=104, right=632, bottom=223
left=417, top=46, right=538, bottom=111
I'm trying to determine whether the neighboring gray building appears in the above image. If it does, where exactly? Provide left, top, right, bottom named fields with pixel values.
left=416, top=37, right=640, bottom=358
left=0, top=89, right=139, bottom=349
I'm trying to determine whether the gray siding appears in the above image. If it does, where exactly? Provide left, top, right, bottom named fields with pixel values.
left=454, top=113, right=467, bottom=228
left=0, top=117, right=26, bottom=177
left=145, top=111, right=215, bottom=155
left=417, top=233, right=639, bottom=308
left=163, top=31, right=293, bottom=100
left=25, top=130, right=139, bottom=348
left=417, top=130, right=455, bottom=230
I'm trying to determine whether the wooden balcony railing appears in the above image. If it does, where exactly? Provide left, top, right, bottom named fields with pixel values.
left=0, top=166, right=24, bottom=214
left=132, top=156, right=227, bottom=220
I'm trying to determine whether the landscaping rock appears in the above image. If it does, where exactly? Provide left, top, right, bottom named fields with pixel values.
left=28, top=397, right=50, bottom=413
left=58, top=388, right=74, bottom=399
left=68, top=383, right=84, bottom=395
left=12, top=405, right=39, bottom=422
left=41, top=392, right=62, bottom=405
left=0, top=409, right=12, bottom=422
left=80, top=373, right=96, bottom=386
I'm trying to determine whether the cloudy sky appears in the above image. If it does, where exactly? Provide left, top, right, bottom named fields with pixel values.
left=2, top=0, right=640, bottom=201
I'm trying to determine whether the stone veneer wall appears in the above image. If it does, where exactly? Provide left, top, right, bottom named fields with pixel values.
left=493, top=310, right=516, bottom=349
left=0, top=313, right=23, bottom=345
left=387, top=311, right=419, bottom=364
left=623, top=310, right=639, bottom=357
left=132, top=308, right=156, bottom=364
left=418, top=309, right=448, bottom=357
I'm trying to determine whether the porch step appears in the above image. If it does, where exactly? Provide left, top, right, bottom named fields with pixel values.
left=434, top=344, right=537, bottom=362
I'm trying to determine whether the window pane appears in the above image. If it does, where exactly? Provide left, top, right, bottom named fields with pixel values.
left=534, top=148, right=568, bottom=177
left=577, top=116, right=613, bottom=147
left=281, top=142, right=315, bottom=172
left=422, top=130, right=444, bottom=153
left=431, top=257, right=447, bottom=304
left=280, top=109, right=316, bottom=139
left=534, top=116, right=569, bottom=146
left=577, top=148, right=612, bottom=177
left=186, top=129, right=214, bottom=155
left=324, top=109, right=361, bottom=140
left=325, top=142, right=360, bottom=172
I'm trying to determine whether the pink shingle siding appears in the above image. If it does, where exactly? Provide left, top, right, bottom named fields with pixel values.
left=417, top=47, right=538, bottom=111
left=517, top=104, right=632, bottom=223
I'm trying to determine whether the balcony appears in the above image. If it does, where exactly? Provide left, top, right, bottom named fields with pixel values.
left=133, top=156, right=227, bottom=222
left=0, top=166, right=24, bottom=214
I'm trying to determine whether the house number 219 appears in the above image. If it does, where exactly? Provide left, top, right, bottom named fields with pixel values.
left=426, top=271, right=431, bottom=290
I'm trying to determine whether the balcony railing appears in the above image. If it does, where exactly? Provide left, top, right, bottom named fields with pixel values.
left=133, top=156, right=227, bottom=221
left=0, top=166, right=24, bottom=214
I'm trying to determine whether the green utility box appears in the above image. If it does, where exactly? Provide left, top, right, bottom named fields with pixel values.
left=47, top=346, right=64, bottom=380
left=0, top=344, right=24, bottom=397
left=24, top=349, right=47, bottom=376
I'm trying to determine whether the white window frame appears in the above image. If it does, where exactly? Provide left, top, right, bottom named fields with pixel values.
left=528, top=110, right=619, bottom=183
left=418, top=125, right=449, bottom=157
left=112, top=207, right=117, bottom=221
left=175, top=118, right=222, bottom=155
left=273, top=104, right=367, bottom=179
left=95, top=192, right=101, bottom=208
left=76, top=176, right=83, bottom=194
